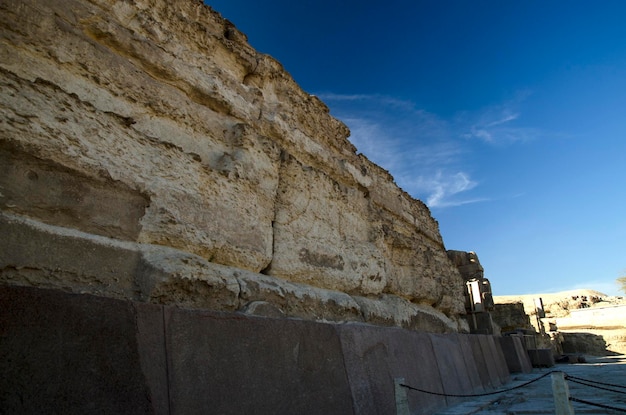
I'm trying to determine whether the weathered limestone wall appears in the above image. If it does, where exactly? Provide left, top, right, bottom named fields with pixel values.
left=0, top=0, right=465, bottom=331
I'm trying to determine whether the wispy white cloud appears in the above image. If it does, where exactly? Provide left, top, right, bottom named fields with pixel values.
left=401, top=171, right=488, bottom=208
left=316, top=92, right=417, bottom=112
left=486, top=112, right=519, bottom=128
left=319, top=92, right=535, bottom=208
left=459, top=92, right=538, bottom=144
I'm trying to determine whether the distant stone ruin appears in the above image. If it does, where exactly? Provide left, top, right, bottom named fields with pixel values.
left=494, top=290, right=626, bottom=356
left=447, top=250, right=497, bottom=334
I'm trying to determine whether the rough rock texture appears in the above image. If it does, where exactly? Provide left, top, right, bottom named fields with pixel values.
left=447, top=250, right=484, bottom=280
left=557, top=305, right=626, bottom=355
left=495, top=290, right=626, bottom=355
left=491, top=303, right=534, bottom=333
left=0, top=0, right=465, bottom=331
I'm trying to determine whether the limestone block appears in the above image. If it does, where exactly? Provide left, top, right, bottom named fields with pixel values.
left=236, top=270, right=363, bottom=323
left=366, top=164, right=443, bottom=245
left=353, top=294, right=459, bottom=333
left=268, top=154, right=387, bottom=295
left=0, top=211, right=242, bottom=309
left=0, top=142, right=149, bottom=241
left=139, top=245, right=241, bottom=311
left=492, top=302, right=534, bottom=332
left=380, top=219, right=465, bottom=312
left=0, top=211, right=144, bottom=299
left=447, top=250, right=484, bottom=279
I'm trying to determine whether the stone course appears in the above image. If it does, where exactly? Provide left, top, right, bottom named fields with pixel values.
left=0, top=285, right=511, bottom=415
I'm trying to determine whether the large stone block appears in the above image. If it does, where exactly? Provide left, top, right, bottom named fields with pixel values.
left=353, top=294, right=459, bottom=333
left=0, top=211, right=463, bottom=332
left=467, top=335, right=493, bottom=390
left=337, top=323, right=446, bottom=415
left=164, top=307, right=354, bottom=415
left=477, top=335, right=510, bottom=386
left=0, top=142, right=149, bottom=241
left=268, top=153, right=386, bottom=295
left=134, top=302, right=169, bottom=415
left=0, top=211, right=144, bottom=298
left=492, top=336, right=512, bottom=383
left=498, top=335, right=533, bottom=373
left=429, top=334, right=475, bottom=407
left=527, top=348, right=555, bottom=367
left=0, top=54, right=277, bottom=273
left=0, top=285, right=157, bottom=414
left=469, top=335, right=508, bottom=389
left=0, top=212, right=241, bottom=309
left=454, top=334, right=486, bottom=393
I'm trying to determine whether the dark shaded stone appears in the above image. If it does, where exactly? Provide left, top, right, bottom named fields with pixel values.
left=467, top=335, right=492, bottom=390
left=454, top=334, right=486, bottom=394
left=470, top=335, right=502, bottom=389
left=337, top=323, right=446, bottom=415
left=134, top=302, right=170, bottom=415
left=0, top=284, right=515, bottom=415
left=527, top=348, right=555, bottom=367
left=476, top=335, right=510, bottom=387
left=298, top=248, right=344, bottom=270
left=429, top=333, right=475, bottom=407
left=0, top=285, right=155, bottom=414
left=491, top=336, right=512, bottom=383
left=498, top=335, right=533, bottom=373
left=561, top=332, right=611, bottom=355
left=0, top=142, right=149, bottom=241
left=0, top=212, right=143, bottom=298
left=164, top=307, right=354, bottom=415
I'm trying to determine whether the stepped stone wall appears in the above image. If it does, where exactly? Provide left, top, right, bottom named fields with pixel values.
left=0, top=0, right=466, bottom=331
left=0, top=285, right=510, bottom=415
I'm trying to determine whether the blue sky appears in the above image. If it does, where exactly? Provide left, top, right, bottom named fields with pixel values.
left=208, top=1, right=626, bottom=296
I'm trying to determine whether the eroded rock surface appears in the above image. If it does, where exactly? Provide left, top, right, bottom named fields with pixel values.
left=495, top=290, right=626, bottom=354
left=0, top=0, right=465, bottom=331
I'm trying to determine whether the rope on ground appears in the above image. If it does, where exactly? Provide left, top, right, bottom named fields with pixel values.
left=570, top=396, right=626, bottom=413
left=565, top=374, right=626, bottom=390
left=400, top=370, right=557, bottom=398
left=566, top=372, right=626, bottom=412
left=566, top=377, right=626, bottom=395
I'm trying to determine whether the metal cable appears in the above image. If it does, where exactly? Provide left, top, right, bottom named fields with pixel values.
left=567, top=377, right=626, bottom=395
left=570, top=396, right=626, bottom=413
left=566, top=374, right=626, bottom=390
left=400, top=370, right=556, bottom=398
